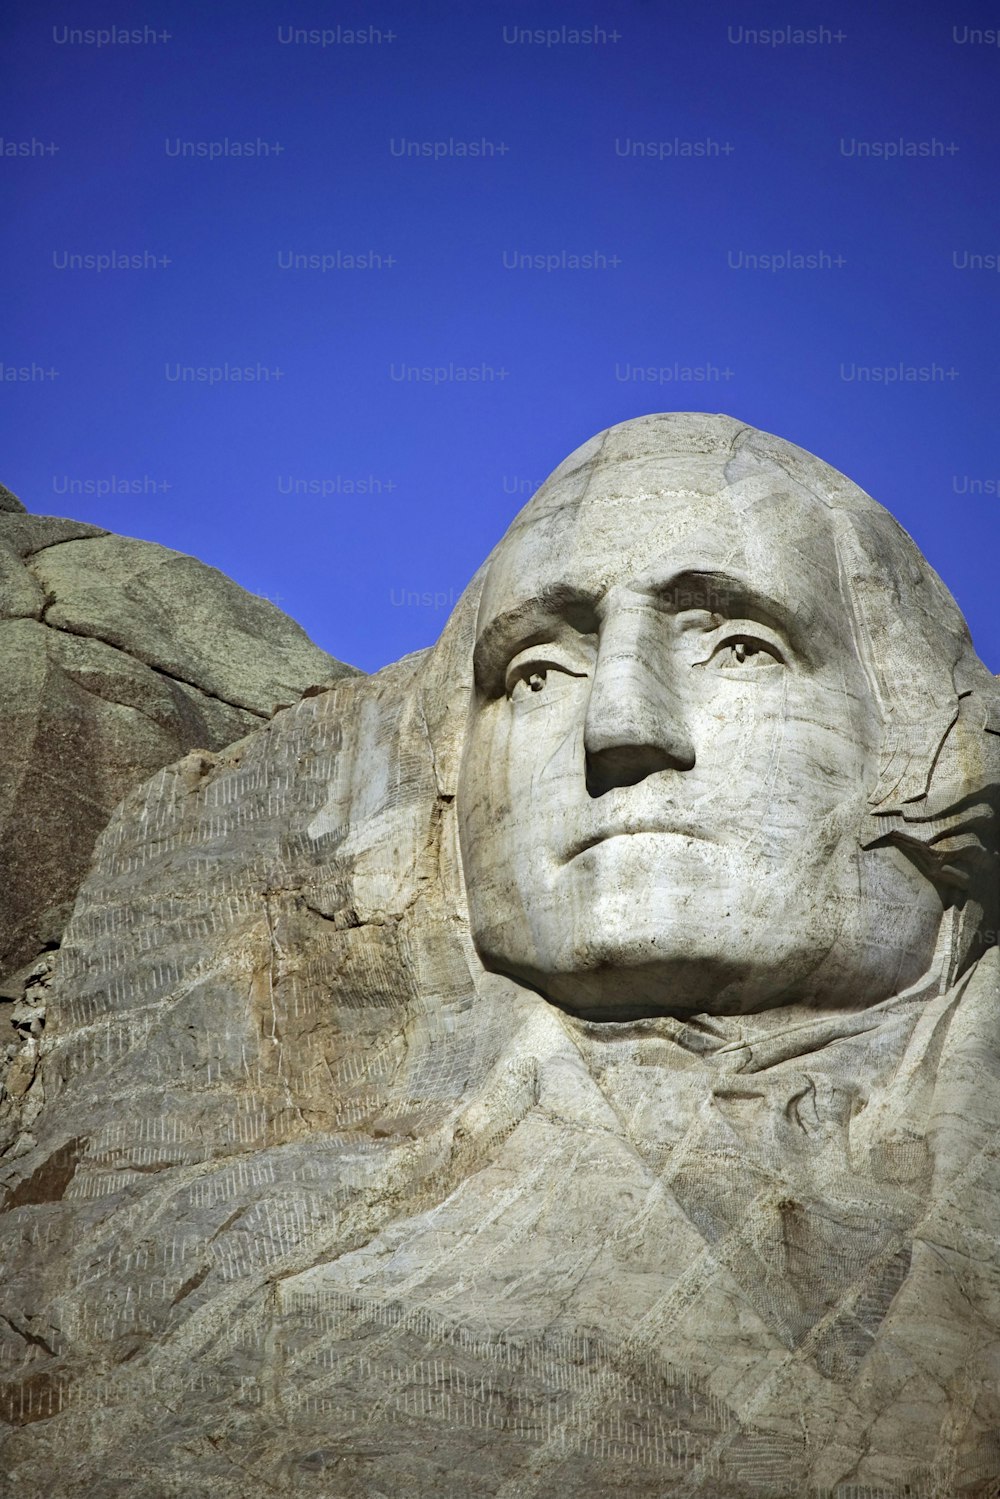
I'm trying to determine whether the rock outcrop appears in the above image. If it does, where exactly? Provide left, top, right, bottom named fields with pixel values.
left=0, top=495, right=356, bottom=1112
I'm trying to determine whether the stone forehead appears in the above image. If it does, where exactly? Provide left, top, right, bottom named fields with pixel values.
left=475, top=414, right=952, bottom=682
left=505, top=412, right=875, bottom=534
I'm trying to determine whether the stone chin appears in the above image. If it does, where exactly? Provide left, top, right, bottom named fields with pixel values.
left=465, top=831, right=946, bottom=1023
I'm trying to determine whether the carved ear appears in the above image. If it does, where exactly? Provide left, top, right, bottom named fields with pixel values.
left=862, top=684, right=1000, bottom=894
left=833, top=515, right=972, bottom=811
left=867, top=700, right=962, bottom=811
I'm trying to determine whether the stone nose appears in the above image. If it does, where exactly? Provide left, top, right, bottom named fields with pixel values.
left=584, top=603, right=696, bottom=797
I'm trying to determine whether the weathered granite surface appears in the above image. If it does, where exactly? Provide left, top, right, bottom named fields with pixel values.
left=0, top=503, right=355, bottom=995
left=1, top=415, right=998, bottom=1498
left=0, top=499, right=356, bottom=1163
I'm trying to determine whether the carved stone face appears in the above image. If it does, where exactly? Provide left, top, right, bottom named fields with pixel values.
left=457, top=444, right=945, bottom=1019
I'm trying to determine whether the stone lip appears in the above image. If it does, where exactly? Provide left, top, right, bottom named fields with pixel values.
left=0, top=501, right=358, bottom=998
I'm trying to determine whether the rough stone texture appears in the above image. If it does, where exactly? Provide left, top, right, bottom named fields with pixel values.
left=0, top=505, right=356, bottom=1030
left=0, top=482, right=27, bottom=513
left=0, top=417, right=998, bottom=1498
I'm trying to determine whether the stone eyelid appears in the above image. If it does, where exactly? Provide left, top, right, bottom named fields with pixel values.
left=504, top=647, right=591, bottom=698
left=692, top=628, right=789, bottom=670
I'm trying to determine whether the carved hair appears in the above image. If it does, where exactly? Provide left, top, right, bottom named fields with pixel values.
left=725, top=421, right=999, bottom=926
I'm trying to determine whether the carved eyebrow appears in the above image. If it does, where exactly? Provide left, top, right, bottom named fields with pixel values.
left=643, top=569, right=802, bottom=646
left=472, top=569, right=805, bottom=697
left=473, top=585, right=598, bottom=696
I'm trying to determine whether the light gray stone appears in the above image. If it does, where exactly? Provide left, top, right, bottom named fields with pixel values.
left=0, top=416, right=997, bottom=1498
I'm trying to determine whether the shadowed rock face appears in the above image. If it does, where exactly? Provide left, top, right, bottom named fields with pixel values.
left=0, top=503, right=357, bottom=988
left=0, top=417, right=998, bottom=1498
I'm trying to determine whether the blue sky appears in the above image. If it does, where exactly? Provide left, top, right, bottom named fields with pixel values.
left=3, top=0, right=998, bottom=672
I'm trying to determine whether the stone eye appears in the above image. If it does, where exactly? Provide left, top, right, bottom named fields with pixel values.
left=503, top=650, right=590, bottom=701
left=508, top=666, right=549, bottom=699
left=712, top=635, right=783, bottom=669
left=504, top=653, right=590, bottom=700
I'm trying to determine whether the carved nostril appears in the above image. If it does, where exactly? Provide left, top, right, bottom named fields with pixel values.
left=585, top=741, right=695, bottom=798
